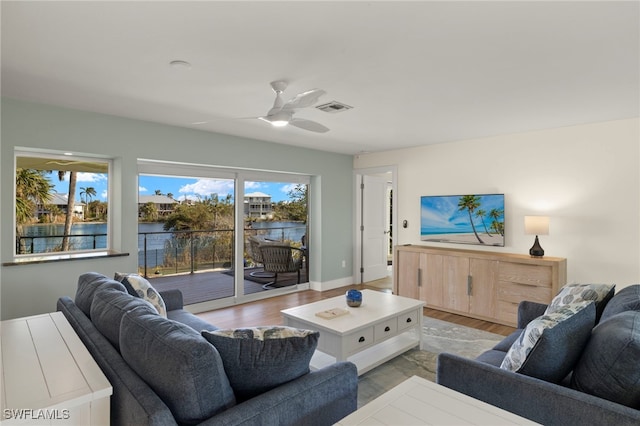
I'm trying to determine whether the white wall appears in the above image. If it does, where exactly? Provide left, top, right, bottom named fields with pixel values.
left=355, top=118, right=640, bottom=288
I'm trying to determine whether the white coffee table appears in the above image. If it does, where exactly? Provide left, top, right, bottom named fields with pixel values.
left=281, top=289, right=424, bottom=375
left=336, top=375, right=540, bottom=425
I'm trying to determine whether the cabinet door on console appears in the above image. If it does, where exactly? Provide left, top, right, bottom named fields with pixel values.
left=442, top=256, right=470, bottom=312
left=397, top=250, right=421, bottom=300
left=423, top=254, right=444, bottom=308
left=468, top=258, right=497, bottom=318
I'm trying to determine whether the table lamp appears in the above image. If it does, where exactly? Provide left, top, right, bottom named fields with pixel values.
left=524, top=216, right=549, bottom=257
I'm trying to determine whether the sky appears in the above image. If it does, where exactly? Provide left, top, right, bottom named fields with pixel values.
left=50, top=173, right=300, bottom=203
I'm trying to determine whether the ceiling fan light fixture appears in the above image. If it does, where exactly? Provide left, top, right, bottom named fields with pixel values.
left=262, top=111, right=291, bottom=127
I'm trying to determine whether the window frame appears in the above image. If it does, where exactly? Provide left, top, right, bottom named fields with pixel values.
left=12, top=149, right=114, bottom=262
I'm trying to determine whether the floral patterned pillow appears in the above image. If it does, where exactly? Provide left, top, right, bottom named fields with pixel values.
left=114, top=272, right=167, bottom=318
left=500, top=302, right=595, bottom=382
left=545, top=283, right=615, bottom=320
left=202, top=326, right=319, bottom=401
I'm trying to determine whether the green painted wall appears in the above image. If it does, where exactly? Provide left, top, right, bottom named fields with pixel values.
left=1, top=98, right=354, bottom=319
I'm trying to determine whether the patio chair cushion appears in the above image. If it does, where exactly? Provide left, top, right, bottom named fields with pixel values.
left=115, top=272, right=167, bottom=317
left=120, top=309, right=236, bottom=424
left=202, top=326, right=319, bottom=401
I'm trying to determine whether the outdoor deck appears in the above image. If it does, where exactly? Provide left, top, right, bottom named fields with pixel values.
left=147, top=268, right=304, bottom=305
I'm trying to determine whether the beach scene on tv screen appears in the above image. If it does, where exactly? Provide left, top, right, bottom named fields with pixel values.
left=420, top=194, right=505, bottom=247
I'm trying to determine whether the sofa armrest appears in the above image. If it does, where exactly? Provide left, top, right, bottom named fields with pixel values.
left=201, top=362, right=358, bottom=426
left=160, top=289, right=183, bottom=311
left=436, top=352, right=640, bottom=426
left=517, top=300, right=548, bottom=328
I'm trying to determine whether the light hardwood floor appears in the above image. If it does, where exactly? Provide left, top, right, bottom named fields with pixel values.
left=196, top=281, right=516, bottom=336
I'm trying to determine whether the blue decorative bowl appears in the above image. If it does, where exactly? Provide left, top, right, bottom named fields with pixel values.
left=346, top=289, right=362, bottom=307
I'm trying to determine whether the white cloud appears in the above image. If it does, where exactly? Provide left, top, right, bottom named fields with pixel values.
left=179, top=179, right=234, bottom=198
left=77, top=172, right=107, bottom=183
left=139, top=186, right=148, bottom=193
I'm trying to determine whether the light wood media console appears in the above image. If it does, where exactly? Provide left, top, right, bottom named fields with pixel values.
left=394, top=245, right=567, bottom=327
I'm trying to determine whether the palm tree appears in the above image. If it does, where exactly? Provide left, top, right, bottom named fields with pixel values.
left=155, top=189, right=162, bottom=195
left=457, top=195, right=484, bottom=244
left=58, top=171, right=77, bottom=251
left=489, top=208, right=505, bottom=237
left=475, top=209, right=492, bottom=236
left=15, top=168, right=53, bottom=253
left=80, top=186, right=97, bottom=219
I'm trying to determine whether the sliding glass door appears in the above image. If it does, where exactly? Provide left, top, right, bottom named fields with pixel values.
left=137, top=161, right=310, bottom=309
left=243, top=179, right=309, bottom=292
left=137, top=173, right=236, bottom=305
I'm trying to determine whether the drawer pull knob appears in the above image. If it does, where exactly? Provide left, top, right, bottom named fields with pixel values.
left=406, top=318, right=412, bottom=323
left=384, top=326, right=390, bottom=332
left=358, top=336, right=366, bottom=343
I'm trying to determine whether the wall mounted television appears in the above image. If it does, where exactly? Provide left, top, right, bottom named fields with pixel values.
left=420, top=194, right=505, bottom=247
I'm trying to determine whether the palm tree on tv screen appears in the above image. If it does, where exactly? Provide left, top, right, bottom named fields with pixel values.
left=458, top=195, right=484, bottom=244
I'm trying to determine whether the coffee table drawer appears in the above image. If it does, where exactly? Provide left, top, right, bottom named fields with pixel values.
left=346, top=327, right=374, bottom=355
left=374, top=318, right=398, bottom=342
left=398, top=309, right=419, bottom=331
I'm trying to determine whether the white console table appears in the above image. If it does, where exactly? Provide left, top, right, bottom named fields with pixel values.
left=337, top=375, right=539, bottom=425
left=1, top=312, right=112, bottom=425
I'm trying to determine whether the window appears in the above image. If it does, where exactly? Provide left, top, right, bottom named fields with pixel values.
left=14, top=151, right=111, bottom=257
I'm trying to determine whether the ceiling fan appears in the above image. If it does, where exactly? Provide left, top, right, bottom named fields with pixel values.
left=257, top=81, right=330, bottom=133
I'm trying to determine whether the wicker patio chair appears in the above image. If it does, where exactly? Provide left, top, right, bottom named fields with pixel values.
left=259, top=244, right=304, bottom=289
left=247, top=235, right=276, bottom=278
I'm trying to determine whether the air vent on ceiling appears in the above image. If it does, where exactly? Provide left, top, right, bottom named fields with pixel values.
left=315, top=101, right=353, bottom=113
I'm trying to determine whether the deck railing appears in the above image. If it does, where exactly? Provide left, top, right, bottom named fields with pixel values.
left=138, top=225, right=306, bottom=278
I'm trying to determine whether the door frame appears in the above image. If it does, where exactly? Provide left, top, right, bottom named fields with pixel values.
left=353, top=165, right=398, bottom=284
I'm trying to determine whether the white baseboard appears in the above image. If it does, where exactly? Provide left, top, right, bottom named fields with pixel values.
left=309, top=276, right=353, bottom=292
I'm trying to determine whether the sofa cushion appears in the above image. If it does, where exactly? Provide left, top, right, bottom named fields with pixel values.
left=75, top=272, right=127, bottom=317
left=492, top=329, right=522, bottom=352
left=571, top=311, right=640, bottom=409
left=115, top=272, right=167, bottom=317
left=500, top=302, right=595, bottom=383
left=120, top=310, right=235, bottom=424
left=545, top=283, right=615, bottom=321
left=600, top=285, right=640, bottom=323
left=202, top=326, right=319, bottom=401
left=90, top=287, right=158, bottom=351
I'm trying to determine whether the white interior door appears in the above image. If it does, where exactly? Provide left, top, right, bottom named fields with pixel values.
left=361, top=174, right=389, bottom=282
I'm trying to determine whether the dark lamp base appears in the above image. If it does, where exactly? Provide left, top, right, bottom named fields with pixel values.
left=529, top=235, right=545, bottom=257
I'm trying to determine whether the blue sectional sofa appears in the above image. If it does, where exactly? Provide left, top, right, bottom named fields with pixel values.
left=57, top=272, right=358, bottom=425
left=437, top=285, right=640, bottom=426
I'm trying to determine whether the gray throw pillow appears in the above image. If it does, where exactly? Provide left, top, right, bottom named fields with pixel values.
left=90, top=287, right=158, bottom=351
left=572, top=311, right=640, bottom=409
left=501, top=302, right=595, bottom=383
left=75, top=272, right=127, bottom=317
left=119, top=311, right=236, bottom=424
left=202, top=326, right=319, bottom=401
left=600, top=285, right=640, bottom=323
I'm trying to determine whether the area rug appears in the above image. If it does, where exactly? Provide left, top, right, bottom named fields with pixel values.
left=356, top=317, right=505, bottom=408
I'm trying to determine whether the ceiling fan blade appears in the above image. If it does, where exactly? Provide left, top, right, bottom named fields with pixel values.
left=282, top=89, right=326, bottom=111
left=289, top=118, right=330, bottom=133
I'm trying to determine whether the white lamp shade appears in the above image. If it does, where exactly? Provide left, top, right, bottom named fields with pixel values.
left=524, top=216, right=549, bottom=235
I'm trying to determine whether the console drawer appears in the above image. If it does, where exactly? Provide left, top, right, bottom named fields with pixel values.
left=374, top=318, right=398, bottom=342
left=398, top=309, right=419, bottom=331
left=345, top=327, right=374, bottom=355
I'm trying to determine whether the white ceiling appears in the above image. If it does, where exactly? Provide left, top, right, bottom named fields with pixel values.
left=2, top=1, right=638, bottom=155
